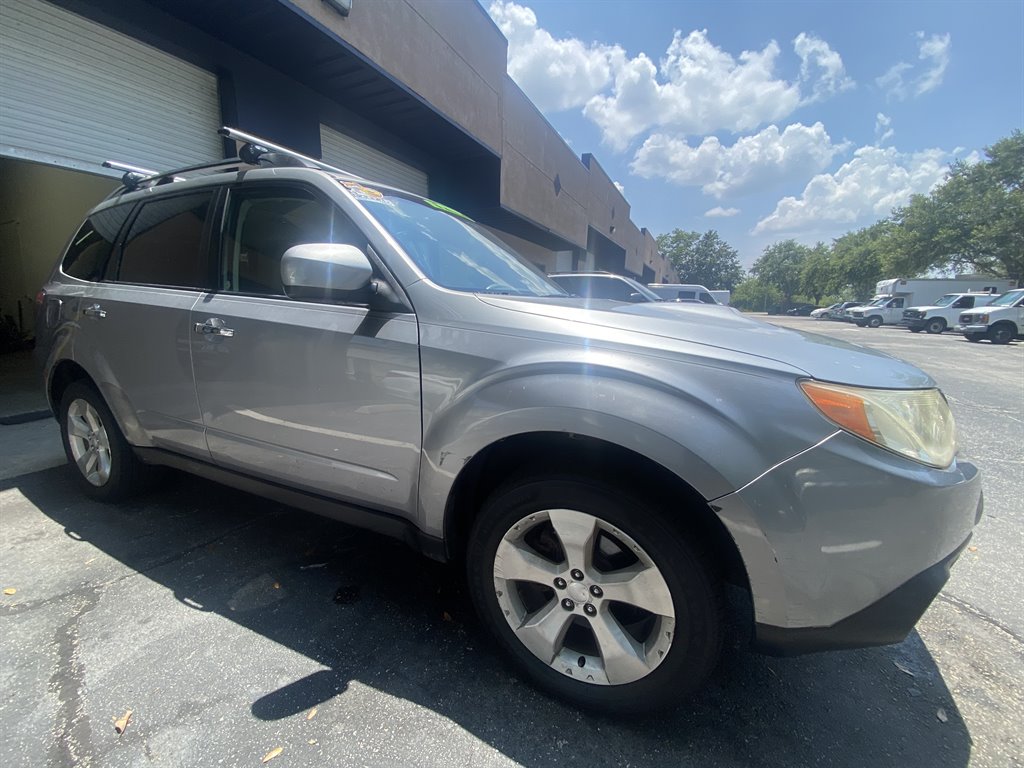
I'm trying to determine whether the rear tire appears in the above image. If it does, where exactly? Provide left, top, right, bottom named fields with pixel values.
left=988, top=322, right=1015, bottom=345
left=925, top=318, right=946, bottom=334
left=58, top=381, right=153, bottom=501
left=466, top=475, right=723, bottom=714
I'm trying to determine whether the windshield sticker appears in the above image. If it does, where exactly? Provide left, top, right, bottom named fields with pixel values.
left=342, top=182, right=385, bottom=202
left=424, top=198, right=473, bottom=220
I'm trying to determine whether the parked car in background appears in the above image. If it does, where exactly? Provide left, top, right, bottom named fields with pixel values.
left=901, top=292, right=999, bottom=334
left=810, top=304, right=837, bottom=319
left=822, top=301, right=861, bottom=320
left=34, top=128, right=983, bottom=715
left=846, top=296, right=908, bottom=327
left=785, top=304, right=818, bottom=316
left=549, top=272, right=664, bottom=303
left=647, top=283, right=721, bottom=304
left=957, top=288, right=1024, bottom=344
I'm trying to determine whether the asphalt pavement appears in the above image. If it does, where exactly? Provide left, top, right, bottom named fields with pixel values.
left=1, top=319, right=1021, bottom=767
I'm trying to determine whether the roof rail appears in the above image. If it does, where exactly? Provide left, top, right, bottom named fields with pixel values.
left=101, top=126, right=368, bottom=196
left=218, top=126, right=364, bottom=182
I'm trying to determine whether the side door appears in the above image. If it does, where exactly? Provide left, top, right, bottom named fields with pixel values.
left=190, top=183, right=421, bottom=514
left=72, top=190, right=216, bottom=458
left=884, top=297, right=905, bottom=322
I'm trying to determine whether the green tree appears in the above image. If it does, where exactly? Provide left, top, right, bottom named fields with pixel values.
left=750, top=240, right=809, bottom=303
left=730, top=278, right=782, bottom=312
left=889, top=131, right=1024, bottom=282
left=799, top=242, right=837, bottom=304
left=656, top=229, right=745, bottom=290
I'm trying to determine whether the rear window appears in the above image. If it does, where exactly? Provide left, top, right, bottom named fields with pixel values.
left=61, top=205, right=133, bottom=281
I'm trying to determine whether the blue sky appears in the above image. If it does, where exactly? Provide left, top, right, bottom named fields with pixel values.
left=486, top=0, right=1024, bottom=268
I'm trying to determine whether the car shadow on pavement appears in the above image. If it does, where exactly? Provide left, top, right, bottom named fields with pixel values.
left=8, top=466, right=972, bottom=768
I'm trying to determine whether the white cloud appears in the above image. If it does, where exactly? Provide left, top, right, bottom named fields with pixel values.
left=706, top=206, right=740, bottom=218
left=613, top=181, right=625, bottom=194
left=875, top=113, right=894, bottom=145
left=794, top=33, right=855, bottom=103
left=631, top=122, right=848, bottom=198
left=877, top=32, right=951, bottom=100
left=585, top=30, right=803, bottom=150
left=754, top=145, right=954, bottom=234
left=490, top=3, right=854, bottom=151
left=489, top=1, right=624, bottom=111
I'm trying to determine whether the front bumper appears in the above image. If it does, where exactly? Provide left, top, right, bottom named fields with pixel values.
left=956, top=323, right=989, bottom=334
left=713, top=431, right=983, bottom=654
left=900, top=318, right=927, bottom=331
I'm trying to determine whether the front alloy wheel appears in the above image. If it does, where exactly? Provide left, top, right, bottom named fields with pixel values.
left=467, top=477, right=722, bottom=713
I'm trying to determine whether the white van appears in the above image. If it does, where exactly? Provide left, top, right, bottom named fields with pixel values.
left=647, top=283, right=721, bottom=304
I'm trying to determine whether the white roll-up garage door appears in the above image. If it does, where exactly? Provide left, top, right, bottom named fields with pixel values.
left=0, top=0, right=222, bottom=175
left=320, top=124, right=429, bottom=197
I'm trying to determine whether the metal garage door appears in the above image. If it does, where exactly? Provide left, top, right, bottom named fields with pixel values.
left=320, top=124, right=429, bottom=197
left=0, top=0, right=222, bottom=175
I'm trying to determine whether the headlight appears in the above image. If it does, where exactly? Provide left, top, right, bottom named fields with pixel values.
left=978, top=313, right=989, bottom=324
left=800, top=381, right=956, bottom=468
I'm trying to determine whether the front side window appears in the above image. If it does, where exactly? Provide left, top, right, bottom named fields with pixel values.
left=219, top=186, right=366, bottom=296
left=348, top=183, right=564, bottom=297
left=118, top=192, right=214, bottom=288
left=61, top=204, right=133, bottom=281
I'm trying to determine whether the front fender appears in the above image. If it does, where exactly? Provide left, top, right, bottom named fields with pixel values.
left=416, top=360, right=832, bottom=539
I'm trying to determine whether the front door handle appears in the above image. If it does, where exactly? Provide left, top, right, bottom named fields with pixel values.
left=193, top=318, right=235, bottom=337
left=83, top=303, right=106, bottom=318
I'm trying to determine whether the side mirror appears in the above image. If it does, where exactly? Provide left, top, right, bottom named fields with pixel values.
left=281, top=243, right=372, bottom=294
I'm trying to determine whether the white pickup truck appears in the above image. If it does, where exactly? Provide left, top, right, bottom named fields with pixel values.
left=900, top=293, right=999, bottom=334
left=846, top=296, right=908, bottom=327
left=956, top=288, right=1024, bottom=344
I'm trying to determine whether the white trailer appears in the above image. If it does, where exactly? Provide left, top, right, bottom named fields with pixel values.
left=847, top=277, right=1017, bottom=327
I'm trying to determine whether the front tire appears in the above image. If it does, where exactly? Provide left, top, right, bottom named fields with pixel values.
left=988, top=322, right=1016, bottom=345
left=466, top=476, right=723, bottom=714
left=867, top=315, right=883, bottom=328
left=925, top=318, right=946, bottom=334
left=58, top=381, right=152, bottom=501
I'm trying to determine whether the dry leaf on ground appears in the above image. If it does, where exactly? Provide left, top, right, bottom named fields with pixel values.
left=2, top=588, right=16, bottom=596
left=113, top=710, right=133, bottom=734
left=937, top=707, right=948, bottom=723
left=306, top=707, right=317, bottom=721
left=261, top=746, right=283, bottom=763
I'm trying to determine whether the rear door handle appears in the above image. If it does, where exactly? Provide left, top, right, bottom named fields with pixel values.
left=83, top=304, right=106, bottom=318
left=193, top=318, right=235, bottom=337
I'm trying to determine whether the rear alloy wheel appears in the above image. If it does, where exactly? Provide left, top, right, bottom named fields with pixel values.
left=59, top=381, right=153, bottom=501
left=988, top=322, right=1015, bottom=345
left=867, top=315, right=883, bottom=328
left=925, top=318, right=946, bottom=334
left=467, top=477, right=722, bottom=714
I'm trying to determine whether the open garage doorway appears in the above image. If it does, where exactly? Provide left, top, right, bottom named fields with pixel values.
left=0, top=158, right=116, bottom=348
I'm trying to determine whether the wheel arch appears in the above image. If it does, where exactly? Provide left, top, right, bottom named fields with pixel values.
left=440, top=431, right=751, bottom=593
left=48, top=359, right=92, bottom=413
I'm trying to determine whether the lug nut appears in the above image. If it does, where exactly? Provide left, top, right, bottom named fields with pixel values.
left=583, top=604, right=597, bottom=616
left=554, top=577, right=567, bottom=590
left=570, top=569, right=584, bottom=581
left=590, top=585, right=603, bottom=598
left=561, top=598, right=575, bottom=611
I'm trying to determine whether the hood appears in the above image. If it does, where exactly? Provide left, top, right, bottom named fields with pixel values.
left=477, top=296, right=934, bottom=389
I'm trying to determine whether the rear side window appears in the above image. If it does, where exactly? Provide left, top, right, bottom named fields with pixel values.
left=61, top=205, right=133, bottom=281
left=118, top=192, right=214, bottom=288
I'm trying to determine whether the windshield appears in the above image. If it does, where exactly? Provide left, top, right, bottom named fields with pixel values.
left=988, top=289, right=1023, bottom=307
left=621, top=277, right=664, bottom=301
left=866, top=298, right=886, bottom=307
left=343, top=182, right=566, bottom=297
left=932, top=294, right=958, bottom=307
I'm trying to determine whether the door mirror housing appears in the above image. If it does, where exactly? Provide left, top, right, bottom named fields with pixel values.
left=281, top=243, right=372, bottom=294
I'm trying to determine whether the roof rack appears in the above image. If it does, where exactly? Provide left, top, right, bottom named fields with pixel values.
left=101, top=126, right=367, bottom=196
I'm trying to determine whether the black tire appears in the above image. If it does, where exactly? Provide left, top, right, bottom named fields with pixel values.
left=854, top=321, right=867, bottom=328
left=58, top=380, right=153, bottom=501
left=925, top=318, right=946, bottom=334
left=964, top=332, right=983, bottom=343
left=466, top=475, right=723, bottom=714
left=909, top=328, right=922, bottom=333
left=988, top=322, right=1016, bottom=345
left=867, top=315, right=883, bottom=328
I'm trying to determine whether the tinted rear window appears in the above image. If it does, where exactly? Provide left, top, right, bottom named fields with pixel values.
left=61, top=205, right=133, bottom=281
left=118, top=192, right=213, bottom=288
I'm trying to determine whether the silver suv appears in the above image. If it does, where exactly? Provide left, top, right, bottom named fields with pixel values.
left=35, top=129, right=982, bottom=714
